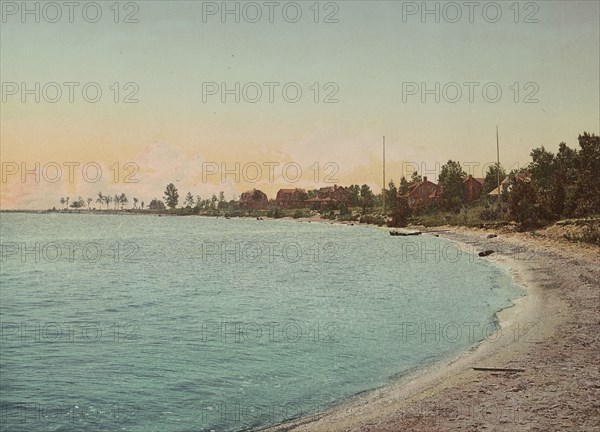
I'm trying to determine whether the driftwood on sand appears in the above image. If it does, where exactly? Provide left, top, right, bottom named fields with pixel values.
left=389, top=230, right=422, bottom=237
left=473, top=367, right=525, bottom=373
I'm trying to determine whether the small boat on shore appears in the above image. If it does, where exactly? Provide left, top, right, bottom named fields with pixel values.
left=389, top=230, right=422, bottom=236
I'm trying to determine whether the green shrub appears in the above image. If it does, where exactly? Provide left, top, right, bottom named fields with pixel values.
left=292, top=209, right=310, bottom=219
left=267, top=207, right=284, bottom=218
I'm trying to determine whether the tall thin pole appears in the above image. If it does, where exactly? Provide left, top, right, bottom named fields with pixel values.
left=382, top=136, right=386, bottom=211
left=496, top=125, right=500, bottom=200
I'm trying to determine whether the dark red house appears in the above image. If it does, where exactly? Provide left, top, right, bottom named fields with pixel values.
left=239, top=189, right=268, bottom=209
left=463, top=175, right=485, bottom=202
left=275, top=188, right=308, bottom=208
left=399, top=176, right=438, bottom=208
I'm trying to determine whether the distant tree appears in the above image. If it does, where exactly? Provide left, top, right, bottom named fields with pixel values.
left=529, top=146, right=556, bottom=192
left=70, top=197, right=85, bottom=208
left=119, top=193, right=128, bottom=209
left=133, top=197, right=138, bottom=209
left=113, top=194, right=120, bottom=209
left=386, top=180, right=398, bottom=210
left=410, top=171, right=422, bottom=184
left=399, top=176, right=409, bottom=195
left=103, top=195, right=112, bottom=210
left=141, top=201, right=145, bottom=210
left=348, top=185, right=360, bottom=206
left=556, top=142, right=579, bottom=216
left=529, top=146, right=559, bottom=220
left=65, top=197, right=70, bottom=208
left=390, top=197, right=411, bottom=227
left=183, top=192, right=195, bottom=209
left=163, top=183, right=179, bottom=209
left=149, top=199, right=166, bottom=210
left=438, top=160, right=466, bottom=211
left=359, top=184, right=375, bottom=210
left=507, top=173, right=541, bottom=229
left=60, top=197, right=65, bottom=209
left=483, top=164, right=507, bottom=195
left=211, top=194, right=217, bottom=209
left=573, top=132, right=600, bottom=216
left=96, top=192, right=104, bottom=209
left=87, top=197, right=92, bottom=209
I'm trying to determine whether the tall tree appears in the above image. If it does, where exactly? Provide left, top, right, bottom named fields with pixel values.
left=119, top=193, right=128, bottom=209
left=574, top=132, right=600, bottom=215
left=348, top=185, right=360, bottom=207
left=359, top=184, right=375, bottom=210
left=96, top=192, right=104, bottom=209
left=398, top=176, right=409, bottom=195
left=164, top=183, right=179, bottom=209
left=483, top=164, right=507, bottom=195
left=507, top=172, right=541, bottom=229
left=183, top=192, right=195, bottom=209
left=386, top=180, right=398, bottom=210
left=438, top=160, right=466, bottom=211
left=410, top=171, right=422, bottom=184
left=529, top=146, right=556, bottom=193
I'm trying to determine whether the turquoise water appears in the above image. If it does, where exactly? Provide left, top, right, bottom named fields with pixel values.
left=0, top=213, right=524, bottom=431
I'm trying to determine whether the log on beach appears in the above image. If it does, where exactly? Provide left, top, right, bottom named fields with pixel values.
left=473, top=367, right=525, bottom=373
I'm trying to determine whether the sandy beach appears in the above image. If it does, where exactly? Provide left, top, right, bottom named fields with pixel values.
left=266, top=224, right=600, bottom=431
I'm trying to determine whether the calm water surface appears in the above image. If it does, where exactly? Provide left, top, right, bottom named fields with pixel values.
left=0, top=213, right=524, bottom=431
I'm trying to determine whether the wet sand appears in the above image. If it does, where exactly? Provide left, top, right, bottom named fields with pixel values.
left=266, top=226, right=600, bottom=431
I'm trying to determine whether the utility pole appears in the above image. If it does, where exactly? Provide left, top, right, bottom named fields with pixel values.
left=382, top=136, right=386, bottom=211
left=496, top=125, right=500, bottom=200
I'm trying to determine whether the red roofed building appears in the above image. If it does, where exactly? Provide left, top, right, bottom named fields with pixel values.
left=239, top=189, right=268, bottom=209
left=399, top=176, right=438, bottom=208
left=317, top=185, right=352, bottom=206
left=463, top=175, right=485, bottom=202
left=275, top=188, right=308, bottom=208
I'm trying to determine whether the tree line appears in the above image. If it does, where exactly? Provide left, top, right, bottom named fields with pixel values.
left=56, top=132, right=598, bottom=229
left=387, top=132, right=599, bottom=228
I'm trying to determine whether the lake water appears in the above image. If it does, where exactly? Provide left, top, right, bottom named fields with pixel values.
left=0, top=213, right=524, bottom=431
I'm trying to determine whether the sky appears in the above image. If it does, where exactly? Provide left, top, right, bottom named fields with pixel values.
left=1, top=0, right=599, bottom=209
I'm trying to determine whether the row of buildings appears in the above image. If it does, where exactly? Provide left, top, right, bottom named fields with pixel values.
left=239, top=185, right=353, bottom=210
left=239, top=175, right=510, bottom=210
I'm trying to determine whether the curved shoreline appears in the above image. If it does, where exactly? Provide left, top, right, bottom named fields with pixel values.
left=264, top=226, right=599, bottom=431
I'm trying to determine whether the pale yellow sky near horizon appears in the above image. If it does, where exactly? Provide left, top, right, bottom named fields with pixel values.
left=1, top=1, right=599, bottom=209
